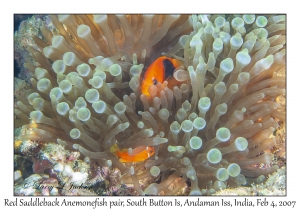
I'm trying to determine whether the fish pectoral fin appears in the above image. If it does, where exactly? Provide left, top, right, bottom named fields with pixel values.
left=118, top=157, right=132, bottom=163
left=165, top=76, right=173, bottom=81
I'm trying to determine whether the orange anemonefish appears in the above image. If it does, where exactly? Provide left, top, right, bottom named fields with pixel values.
left=110, top=143, right=155, bottom=162
left=141, top=56, right=183, bottom=96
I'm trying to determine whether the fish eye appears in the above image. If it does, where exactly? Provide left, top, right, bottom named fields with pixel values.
left=153, top=78, right=158, bottom=85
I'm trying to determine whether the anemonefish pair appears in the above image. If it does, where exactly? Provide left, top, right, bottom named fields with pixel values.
left=110, top=56, right=183, bottom=163
left=110, top=143, right=155, bottom=162
left=141, top=56, right=183, bottom=96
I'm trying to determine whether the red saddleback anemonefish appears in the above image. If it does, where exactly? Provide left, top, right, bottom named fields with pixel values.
left=141, top=56, right=183, bottom=96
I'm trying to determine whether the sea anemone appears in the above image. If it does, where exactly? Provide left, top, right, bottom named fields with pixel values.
left=15, top=14, right=286, bottom=195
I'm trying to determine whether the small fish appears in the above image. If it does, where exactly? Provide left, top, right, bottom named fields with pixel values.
left=110, top=143, right=155, bottom=162
left=141, top=56, right=183, bottom=96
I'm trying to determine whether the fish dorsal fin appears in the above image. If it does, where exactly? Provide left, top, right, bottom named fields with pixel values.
left=163, top=59, right=175, bottom=80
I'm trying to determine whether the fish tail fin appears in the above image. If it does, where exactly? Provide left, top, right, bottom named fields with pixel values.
left=109, top=143, right=120, bottom=154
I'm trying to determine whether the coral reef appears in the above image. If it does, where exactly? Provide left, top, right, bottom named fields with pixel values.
left=14, top=126, right=137, bottom=195
left=213, top=167, right=286, bottom=195
left=14, top=15, right=54, bottom=82
left=14, top=14, right=286, bottom=195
